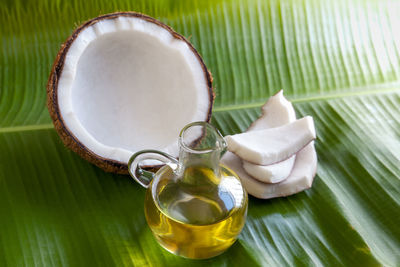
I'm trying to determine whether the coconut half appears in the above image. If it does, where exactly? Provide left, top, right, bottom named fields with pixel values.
left=47, top=12, right=214, bottom=174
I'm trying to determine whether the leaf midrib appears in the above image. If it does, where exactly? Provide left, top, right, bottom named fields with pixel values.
left=214, top=84, right=400, bottom=112
left=0, top=123, right=54, bottom=133
left=1, top=85, right=399, bottom=134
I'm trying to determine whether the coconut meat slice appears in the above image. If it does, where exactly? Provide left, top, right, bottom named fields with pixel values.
left=54, top=15, right=212, bottom=167
left=242, top=155, right=296, bottom=183
left=225, top=116, right=316, bottom=165
left=244, top=90, right=297, bottom=183
left=247, top=90, right=296, bottom=131
left=221, top=90, right=318, bottom=198
left=222, top=143, right=317, bottom=199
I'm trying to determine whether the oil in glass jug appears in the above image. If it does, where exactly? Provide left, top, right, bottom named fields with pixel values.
left=128, top=122, right=248, bottom=259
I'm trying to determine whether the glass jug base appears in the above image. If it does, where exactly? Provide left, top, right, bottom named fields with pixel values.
left=154, top=234, right=236, bottom=259
left=144, top=165, right=248, bottom=259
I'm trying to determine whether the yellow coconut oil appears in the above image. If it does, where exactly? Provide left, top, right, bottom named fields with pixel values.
left=144, top=165, right=248, bottom=259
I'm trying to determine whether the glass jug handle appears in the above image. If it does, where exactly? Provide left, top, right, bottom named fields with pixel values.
left=128, top=150, right=178, bottom=188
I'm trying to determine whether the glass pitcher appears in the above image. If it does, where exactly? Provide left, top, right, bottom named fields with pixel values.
left=128, top=121, right=248, bottom=259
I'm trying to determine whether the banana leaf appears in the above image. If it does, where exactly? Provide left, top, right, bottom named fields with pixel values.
left=1, top=0, right=399, bottom=266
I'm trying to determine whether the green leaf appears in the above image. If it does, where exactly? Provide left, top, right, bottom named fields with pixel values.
left=1, top=0, right=399, bottom=266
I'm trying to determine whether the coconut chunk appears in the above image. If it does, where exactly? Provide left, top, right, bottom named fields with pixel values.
left=244, top=90, right=296, bottom=183
left=248, top=90, right=296, bottom=130
left=225, top=116, right=316, bottom=165
left=221, top=91, right=318, bottom=198
left=242, top=155, right=296, bottom=183
left=221, top=143, right=317, bottom=199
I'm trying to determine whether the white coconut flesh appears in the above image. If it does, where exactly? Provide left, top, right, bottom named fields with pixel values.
left=56, top=16, right=211, bottom=164
left=242, top=155, right=296, bottom=183
left=247, top=90, right=296, bottom=130
left=244, top=90, right=297, bottom=183
left=221, top=91, right=318, bottom=199
left=222, top=144, right=317, bottom=199
left=225, top=116, right=316, bottom=165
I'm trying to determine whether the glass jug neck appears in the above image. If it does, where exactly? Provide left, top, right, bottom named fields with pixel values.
left=176, top=121, right=226, bottom=180
left=177, top=147, right=222, bottom=177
